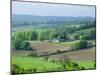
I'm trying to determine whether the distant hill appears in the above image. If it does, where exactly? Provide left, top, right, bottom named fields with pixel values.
left=12, top=14, right=95, bottom=29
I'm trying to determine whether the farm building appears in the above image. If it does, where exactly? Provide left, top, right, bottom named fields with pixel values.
left=49, top=38, right=66, bottom=42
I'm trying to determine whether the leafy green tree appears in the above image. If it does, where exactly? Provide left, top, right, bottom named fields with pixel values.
left=14, top=32, right=24, bottom=40
left=50, top=31, right=58, bottom=39
left=59, top=55, right=70, bottom=69
left=79, top=35, right=84, bottom=40
left=12, top=64, right=24, bottom=74
left=79, top=35, right=89, bottom=40
left=72, top=34, right=79, bottom=40
left=12, top=38, right=23, bottom=49
left=27, top=31, right=38, bottom=40
left=79, top=29, right=96, bottom=40
left=74, top=40, right=88, bottom=49
left=20, top=41, right=32, bottom=50
left=38, top=30, right=52, bottom=41
left=89, top=29, right=96, bottom=39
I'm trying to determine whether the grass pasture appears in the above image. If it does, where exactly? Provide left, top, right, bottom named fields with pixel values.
left=75, top=27, right=95, bottom=34
left=12, top=55, right=95, bottom=74
left=12, top=56, right=63, bottom=73
left=75, top=60, right=95, bottom=69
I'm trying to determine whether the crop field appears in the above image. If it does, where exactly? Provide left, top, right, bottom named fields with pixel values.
left=12, top=40, right=96, bottom=73
left=12, top=40, right=91, bottom=55
left=49, top=47, right=95, bottom=60
left=30, top=41, right=71, bottom=54
left=12, top=40, right=96, bottom=60
left=12, top=46, right=95, bottom=60
left=28, top=40, right=95, bottom=55
left=12, top=47, right=96, bottom=73
left=12, top=44, right=96, bottom=73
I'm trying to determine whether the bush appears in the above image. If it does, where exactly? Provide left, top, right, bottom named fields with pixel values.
left=87, top=42, right=93, bottom=48
left=12, top=38, right=33, bottom=50
left=59, top=55, right=70, bottom=69
left=80, top=66, right=86, bottom=70
left=57, top=50, right=62, bottom=53
left=51, top=59, right=56, bottom=63
left=66, top=61, right=80, bottom=70
left=11, top=64, right=24, bottom=74
left=33, top=68, right=37, bottom=72
left=71, top=62, right=80, bottom=70
left=27, top=53, right=38, bottom=57
left=93, top=60, right=96, bottom=68
left=20, top=41, right=33, bottom=50
left=44, top=56, right=49, bottom=61
left=74, top=40, right=88, bottom=50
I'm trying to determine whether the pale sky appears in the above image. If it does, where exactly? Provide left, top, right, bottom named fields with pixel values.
left=12, top=1, right=95, bottom=17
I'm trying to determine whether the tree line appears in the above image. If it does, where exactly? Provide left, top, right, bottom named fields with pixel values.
left=12, top=21, right=96, bottom=50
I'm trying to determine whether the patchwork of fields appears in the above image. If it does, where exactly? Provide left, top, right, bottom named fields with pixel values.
left=12, top=41, right=95, bottom=60
left=12, top=40, right=96, bottom=73
left=12, top=12, right=96, bottom=74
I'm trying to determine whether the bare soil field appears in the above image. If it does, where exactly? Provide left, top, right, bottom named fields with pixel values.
left=12, top=40, right=96, bottom=61
left=30, top=41, right=71, bottom=54
left=12, top=47, right=95, bottom=62
left=49, top=47, right=96, bottom=61
left=12, top=49, right=33, bottom=56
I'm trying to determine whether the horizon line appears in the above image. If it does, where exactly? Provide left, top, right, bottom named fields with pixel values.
left=12, top=14, right=95, bottom=18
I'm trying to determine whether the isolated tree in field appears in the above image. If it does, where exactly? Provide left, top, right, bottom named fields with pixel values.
left=59, top=55, right=70, bottom=69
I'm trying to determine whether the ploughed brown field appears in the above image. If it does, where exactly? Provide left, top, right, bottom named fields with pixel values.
left=49, top=47, right=95, bottom=61
left=12, top=41, right=96, bottom=61
left=30, top=41, right=70, bottom=54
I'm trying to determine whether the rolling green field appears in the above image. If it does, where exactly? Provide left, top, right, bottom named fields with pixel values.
left=75, top=27, right=95, bottom=33
left=12, top=56, right=63, bottom=73
left=12, top=56, right=95, bottom=73
left=74, top=60, right=95, bottom=69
